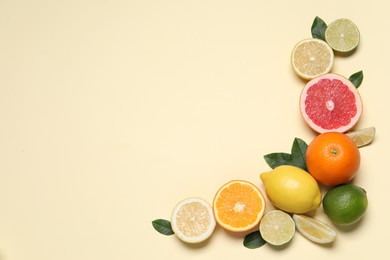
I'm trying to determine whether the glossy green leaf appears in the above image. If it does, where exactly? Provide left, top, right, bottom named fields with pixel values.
left=243, top=231, right=267, bottom=249
left=291, top=138, right=308, bottom=171
left=349, top=70, right=364, bottom=88
left=311, top=16, right=327, bottom=40
left=263, top=152, right=292, bottom=169
left=152, top=219, right=174, bottom=236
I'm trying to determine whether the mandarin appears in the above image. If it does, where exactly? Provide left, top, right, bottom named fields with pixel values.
left=306, top=132, right=360, bottom=186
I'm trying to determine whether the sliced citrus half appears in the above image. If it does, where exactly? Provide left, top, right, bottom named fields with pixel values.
left=346, top=127, right=376, bottom=147
left=293, top=214, right=336, bottom=244
left=259, top=210, right=295, bottom=246
left=291, top=38, right=334, bottom=80
left=213, top=180, right=266, bottom=232
left=325, top=18, right=360, bottom=53
left=171, top=197, right=216, bottom=243
left=300, top=73, right=363, bottom=133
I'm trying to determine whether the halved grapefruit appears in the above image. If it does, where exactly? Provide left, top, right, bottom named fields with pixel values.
left=300, top=73, right=362, bottom=133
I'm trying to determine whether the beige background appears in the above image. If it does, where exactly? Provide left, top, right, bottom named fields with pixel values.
left=1, top=0, right=389, bottom=259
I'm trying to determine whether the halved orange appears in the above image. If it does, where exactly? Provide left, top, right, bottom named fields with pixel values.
left=213, top=180, right=266, bottom=232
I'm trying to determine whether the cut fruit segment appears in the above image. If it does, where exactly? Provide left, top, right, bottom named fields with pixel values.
left=300, top=73, right=363, bottom=133
left=213, top=180, right=266, bottom=232
left=346, top=127, right=376, bottom=147
left=293, top=214, right=337, bottom=244
left=291, top=38, right=334, bottom=80
left=259, top=210, right=295, bottom=246
left=325, top=18, right=360, bottom=53
left=171, top=197, right=216, bottom=243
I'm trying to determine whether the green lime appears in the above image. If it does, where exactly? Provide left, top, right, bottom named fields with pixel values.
left=325, top=18, right=360, bottom=53
left=323, top=184, right=368, bottom=225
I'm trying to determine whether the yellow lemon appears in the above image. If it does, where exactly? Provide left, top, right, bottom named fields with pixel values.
left=260, top=165, right=321, bottom=214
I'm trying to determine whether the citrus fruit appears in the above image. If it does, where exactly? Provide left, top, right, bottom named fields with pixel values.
left=306, top=132, right=360, bottom=186
left=325, top=18, right=360, bottom=53
left=346, top=126, right=376, bottom=147
left=213, top=180, right=266, bottom=232
left=300, top=73, right=363, bottom=133
left=171, top=197, right=216, bottom=243
left=259, top=210, right=295, bottom=246
left=323, top=184, right=368, bottom=225
left=293, top=214, right=336, bottom=244
left=291, top=38, right=334, bottom=80
left=260, top=165, right=321, bottom=214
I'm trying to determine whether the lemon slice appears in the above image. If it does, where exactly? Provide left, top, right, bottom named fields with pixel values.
left=291, top=38, right=334, bottom=80
left=259, top=210, right=295, bottom=246
left=346, top=127, right=376, bottom=147
left=325, top=18, right=360, bottom=53
left=293, top=214, right=336, bottom=244
left=171, top=197, right=216, bottom=243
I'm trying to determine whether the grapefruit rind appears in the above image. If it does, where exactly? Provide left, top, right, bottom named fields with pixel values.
left=300, top=73, right=363, bottom=133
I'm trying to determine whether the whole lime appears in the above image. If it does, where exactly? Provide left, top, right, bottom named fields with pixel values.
left=323, top=184, right=368, bottom=225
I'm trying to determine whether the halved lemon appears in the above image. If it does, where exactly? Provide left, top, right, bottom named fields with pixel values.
left=171, top=197, right=216, bottom=243
left=293, top=214, right=336, bottom=244
left=259, top=210, right=295, bottom=246
left=291, top=38, right=334, bottom=80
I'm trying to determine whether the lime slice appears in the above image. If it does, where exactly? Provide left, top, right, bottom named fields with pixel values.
left=171, top=197, right=216, bottom=243
left=291, top=38, right=334, bottom=80
left=325, top=19, right=360, bottom=53
left=346, top=127, right=376, bottom=147
left=259, top=210, right=295, bottom=246
left=293, top=214, right=336, bottom=244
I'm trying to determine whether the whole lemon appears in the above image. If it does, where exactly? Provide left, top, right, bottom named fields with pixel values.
left=260, top=165, right=321, bottom=214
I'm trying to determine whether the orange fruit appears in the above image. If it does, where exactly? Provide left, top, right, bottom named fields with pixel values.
left=213, top=180, right=266, bottom=232
left=306, top=132, right=360, bottom=186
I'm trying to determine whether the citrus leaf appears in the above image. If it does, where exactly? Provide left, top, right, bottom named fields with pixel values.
left=311, top=16, right=327, bottom=40
left=263, top=152, right=293, bottom=169
left=243, top=230, right=267, bottom=249
left=152, top=219, right=174, bottom=235
left=291, top=138, right=308, bottom=171
left=349, top=70, right=364, bottom=88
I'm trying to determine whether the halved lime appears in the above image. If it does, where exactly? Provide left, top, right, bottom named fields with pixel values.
left=346, top=127, right=376, bottom=147
left=325, top=18, right=360, bottom=53
left=259, top=210, right=295, bottom=246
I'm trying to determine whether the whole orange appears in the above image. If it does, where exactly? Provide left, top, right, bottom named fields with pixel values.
left=306, top=132, right=360, bottom=186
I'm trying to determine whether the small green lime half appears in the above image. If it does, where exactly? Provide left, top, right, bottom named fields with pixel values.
left=323, top=184, right=368, bottom=225
left=325, top=18, right=360, bottom=53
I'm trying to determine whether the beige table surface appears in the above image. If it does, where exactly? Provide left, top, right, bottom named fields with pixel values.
left=1, top=0, right=389, bottom=259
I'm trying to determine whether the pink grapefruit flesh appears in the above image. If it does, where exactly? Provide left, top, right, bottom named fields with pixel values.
left=300, top=73, right=362, bottom=133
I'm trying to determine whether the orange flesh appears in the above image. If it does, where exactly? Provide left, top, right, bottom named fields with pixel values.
left=214, top=181, right=265, bottom=230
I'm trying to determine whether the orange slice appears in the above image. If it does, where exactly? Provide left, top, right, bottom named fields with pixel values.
left=213, top=180, right=266, bottom=232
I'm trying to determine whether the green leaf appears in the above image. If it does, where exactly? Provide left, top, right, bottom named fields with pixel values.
left=311, top=16, right=327, bottom=40
left=349, top=70, right=364, bottom=88
left=291, top=138, right=308, bottom=171
left=152, top=219, right=174, bottom=236
left=263, top=152, right=292, bottom=169
left=243, top=231, right=267, bottom=249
